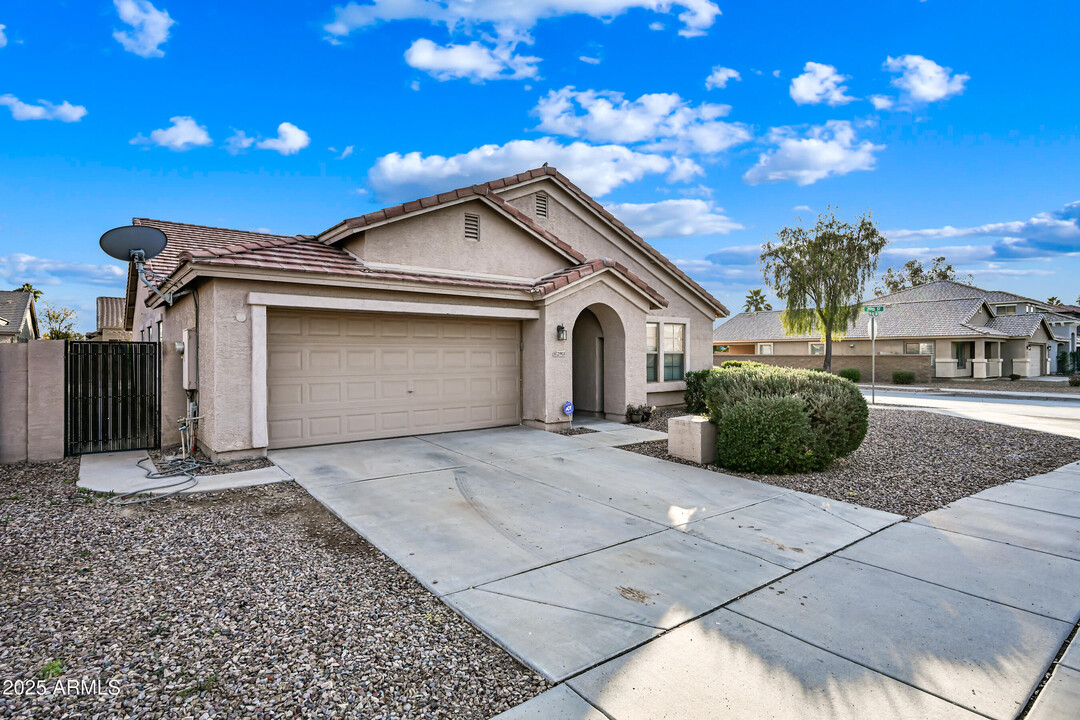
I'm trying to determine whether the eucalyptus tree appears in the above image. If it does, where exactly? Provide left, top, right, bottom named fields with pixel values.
left=760, top=209, right=887, bottom=372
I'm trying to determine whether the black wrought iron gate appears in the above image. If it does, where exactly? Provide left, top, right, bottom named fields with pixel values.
left=65, top=341, right=160, bottom=455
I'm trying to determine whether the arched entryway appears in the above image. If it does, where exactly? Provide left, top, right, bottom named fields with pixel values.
left=571, top=303, right=626, bottom=417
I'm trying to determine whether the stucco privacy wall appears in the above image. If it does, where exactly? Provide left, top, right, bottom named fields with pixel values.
left=346, top=201, right=569, bottom=279
left=503, top=181, right=716, bottom=402
left=0, top=340, right=65, bottom=463
left=714, top=353, right=934, bottom=384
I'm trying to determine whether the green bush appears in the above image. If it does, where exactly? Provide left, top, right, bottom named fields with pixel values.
left=1069, top=375, right=1080, bottom=387
left=704, top=363, right=868, bottom=473
left=716, top=397, right=813, bottom=474
left=838, top=367, right=861, bottom=382
left=684, top=369, right=715, bottom=414
left=1009, top=373, right=1022, bottom=381
left=892, top=370, right=915, bottom=385
left=719, top=360, right=754, bottom=369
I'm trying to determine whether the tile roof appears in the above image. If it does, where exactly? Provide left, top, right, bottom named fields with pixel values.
left=534, top=258, right=668, bottom=307
left=177, top=236, right=366, bottom=277
left=323, top=166, right=726, bottom=316
left=870, top=279, right=1052, bottom=309
left=95, top=296, right=126, bottom=330
left=132, top=218, right=305, bottom=285
left=333, top=183, right=586, bottom=265
left=714, top=298, right=1007, bottom=342
left=984, top=313, right=1048, bottom=338
left=0, top=291, right=33, bottom=335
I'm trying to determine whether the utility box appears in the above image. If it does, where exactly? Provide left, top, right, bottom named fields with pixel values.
left=668, top=415, right=716, bottom=465
left=182, top=328, right=198, bottom=390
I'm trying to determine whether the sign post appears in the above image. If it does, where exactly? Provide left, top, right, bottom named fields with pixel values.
left=864, top=306, right=884, bottom=405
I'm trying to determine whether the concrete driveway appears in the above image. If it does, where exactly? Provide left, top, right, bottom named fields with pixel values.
left=272, top=424, right=1080, bottom=719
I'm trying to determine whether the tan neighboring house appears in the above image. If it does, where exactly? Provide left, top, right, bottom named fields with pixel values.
left=714, top=280, right=1057, bottom=379
left=0, top=291, right=39, bottom=343
left=124, top=166, right=728, bottom=459
left=86, top=296, right=131, bottom=341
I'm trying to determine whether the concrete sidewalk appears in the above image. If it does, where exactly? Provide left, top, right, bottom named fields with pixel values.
left=858, top=382, right=1080, bottom=403
left=78, top=450, right=291, bottom=495
left=500, top=459, right=1080, bottom=720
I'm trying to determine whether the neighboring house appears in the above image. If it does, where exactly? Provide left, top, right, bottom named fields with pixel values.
left=0, top=291, right=39, bottom=343
left=86, top=296, right=131, bottom=341
left=1047, top=304, right=1080, bottom=373
left=714, top=280, right=1058, bottom=379
left=124, top=166, right=728, bottom=459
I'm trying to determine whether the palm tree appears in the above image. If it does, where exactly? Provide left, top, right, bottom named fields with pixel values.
left=743, top=288, right=772, bottom=312
left=1047, top=295, right=1062, bottom=305
left=13, top=283, right=42, bottom=301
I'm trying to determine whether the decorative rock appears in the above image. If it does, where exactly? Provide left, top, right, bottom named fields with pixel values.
left=667, top=415, right=717, bottom=465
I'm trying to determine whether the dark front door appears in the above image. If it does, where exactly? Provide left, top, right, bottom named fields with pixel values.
left=65, top=341, right=160, bottom=455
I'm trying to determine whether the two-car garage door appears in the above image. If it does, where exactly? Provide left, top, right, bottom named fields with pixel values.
left=266, top=310, right=521, bottom=449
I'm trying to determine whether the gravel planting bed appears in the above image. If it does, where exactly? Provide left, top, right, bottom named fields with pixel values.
left=0, top=461, right=548, bottom=718
left=556, top=427, right=598, bottom=436
left=619, top=407, right=1080, bottom=518
left=148, top=445, right=275, bottom=476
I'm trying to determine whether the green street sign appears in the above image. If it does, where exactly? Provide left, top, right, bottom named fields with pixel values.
left=864, top=305, right=884, bottom=312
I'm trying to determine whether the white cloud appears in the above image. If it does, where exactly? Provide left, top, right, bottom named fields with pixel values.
left=793, top=204, right=811, bottom=211
left=0, top=24, right=7, bottom=48
left=889, top=202, right=1080, bottom=247
left=368, top=137, right=674, bottom=201
left=534, top=86, right=750, bottom=155
left=112, top=0, right=174, bottom=58
left=130, top=116, right=211, bottom=151
left=648, top=21, right=664, bottom=30
left=0, top=253, right=126, bottom=286
left=884, top=54, right=968, bottom=103
left=869, top=94, right=894, bottom=110
left=256, top=122, right=310, bottom=155
left=0, top=94, right=87, bottom=122
left=336, top=145, right=354, bottom=159
left=404, top=38, right=539, bottom=81
left=410, top=79, right=421, bottom=91
left=323, top=0, right=721, bottom=41
left=579, top=55, right=601, bottom=65
left=605, top=199, right=742, bottom=238
left=771, top=69, right=780, bottom=78
left=224, top=130, right=255, bottom=155
left=789, top=61, right=855, bottom=106
left=743, top=120, right=883, bottom=186
left=705, top=66, right=739, bottom=89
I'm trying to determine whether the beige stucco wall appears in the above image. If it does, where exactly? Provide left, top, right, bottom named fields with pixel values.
left=347, top=201, right=569, bottom=279
left=0, top=340, right=65, bottom=463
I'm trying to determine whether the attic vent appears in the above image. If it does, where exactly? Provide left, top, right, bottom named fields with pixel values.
left=536, top=192, right=549, bottom=218
left=464, top=213, right=480, bottom=241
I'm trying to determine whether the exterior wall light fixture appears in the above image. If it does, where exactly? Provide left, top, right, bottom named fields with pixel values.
left=557, top=324, right=567, bottom=341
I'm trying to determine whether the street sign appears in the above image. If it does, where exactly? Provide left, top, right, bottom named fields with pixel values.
left=864, top=305, right=884, bottom=312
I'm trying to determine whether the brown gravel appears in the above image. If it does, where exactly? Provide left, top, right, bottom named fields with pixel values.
left=556, top=427, right=599, bottom=436
left=619, top=406, right=1080, bottom=518
left=926, top=378, right=1080, bottom=395
left=148, top=445, right=275, bottom=476
left=0, top=461, right=549, bottom=718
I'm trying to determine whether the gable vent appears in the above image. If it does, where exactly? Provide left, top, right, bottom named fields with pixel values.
left=536, top=192, right=549, bottom=218
left=464, top=212, right=480, bottom=241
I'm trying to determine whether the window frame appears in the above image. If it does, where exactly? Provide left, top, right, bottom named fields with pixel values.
left=904, top=341, right=934, bottom=356
left=808, top=342, right=825, bottom=355
left=757, top=343, right=774, bottom=355
left=646, top=322, right=659, bottom=383
left=646, top=317, right=689, bottom=385
left=662, top=323, right=685, bottom=381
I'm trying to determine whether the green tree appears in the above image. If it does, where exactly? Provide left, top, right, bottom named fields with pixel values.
left=760, top=208, right=888, bottom=372
left=743, top=288, right=772, bottom=312
left=40, top=303, right=84, bottom=340
left=12, top=283, right=43, bottom=301
left=1047, top=296, right=1061, bottom=305
left=873, top=256, right=972, bottom=297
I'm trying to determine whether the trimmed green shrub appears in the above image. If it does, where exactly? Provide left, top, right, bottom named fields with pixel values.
left=684, top=369, right=715, bottom=414
left=719, top=360, right=753, bottom=369
left=838, top=367, right=861, bottom=382
left=892, top=370, right=915, bottom=385
left=1009, top=373, right=1022, bottom=381
left=1069, top=375, right=1080, bottom=387
left=715, top=397, right=813, bottom=474
left=704, top=363, right=868, bottom=473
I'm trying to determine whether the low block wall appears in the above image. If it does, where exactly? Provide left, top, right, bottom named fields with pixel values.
left=0, top=340, right=66, bottom=464
left=713, top=353, right=933, bottom=385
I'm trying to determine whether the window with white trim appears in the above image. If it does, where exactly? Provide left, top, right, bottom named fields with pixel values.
left=758, top=343, right=773, bottom=355
left=663, top=324, right=685, bottom=381
left=904, top=342, right=933, bottom=355
left=809, top=342, right=825, bottom=355
left=646, top=322, right=659, bottom=382
left=998, top=305, right=1016, bottom=315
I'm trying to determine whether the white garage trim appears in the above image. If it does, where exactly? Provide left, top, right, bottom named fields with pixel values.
left=247, top=292, right=540, bottom=319
left=251, top=304, right=268, bottom=448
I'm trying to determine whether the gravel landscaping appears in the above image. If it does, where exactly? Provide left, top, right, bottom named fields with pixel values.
left=620, top=406, right=1080, bottom=518
left=148, top=445, right=276, bottom=476
left=0, top=461, right=548, bottom=718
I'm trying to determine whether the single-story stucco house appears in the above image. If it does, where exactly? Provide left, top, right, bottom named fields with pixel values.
left=0, top=291, right=39, bottom=343
left=125, top=167, right=728, bottom=459
left=86, top=296, right=131, bottom=341
left=714, top=280, right=1058, bottom=379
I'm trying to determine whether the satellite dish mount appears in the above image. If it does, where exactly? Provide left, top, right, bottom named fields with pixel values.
left=99, top=225, right=175, bottom=306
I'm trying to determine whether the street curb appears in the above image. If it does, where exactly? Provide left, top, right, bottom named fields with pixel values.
left=857, top=384, right=1080, bottom=404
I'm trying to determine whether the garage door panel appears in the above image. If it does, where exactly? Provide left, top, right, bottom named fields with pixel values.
left=267, top=311, right=520, bottom=448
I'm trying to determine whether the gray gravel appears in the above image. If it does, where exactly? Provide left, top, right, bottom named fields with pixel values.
left=619, top=406, right=1080, bottom=518
left=149, top=445, right=275, bottom=476
left=0, top=461, right=548, bottom=718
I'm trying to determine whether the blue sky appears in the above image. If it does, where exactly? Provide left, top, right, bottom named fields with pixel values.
left=1, top=0, right=1078, bottom=332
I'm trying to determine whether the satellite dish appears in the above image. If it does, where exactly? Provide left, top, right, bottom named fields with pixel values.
left=99, top=225, right=168, bottom=262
